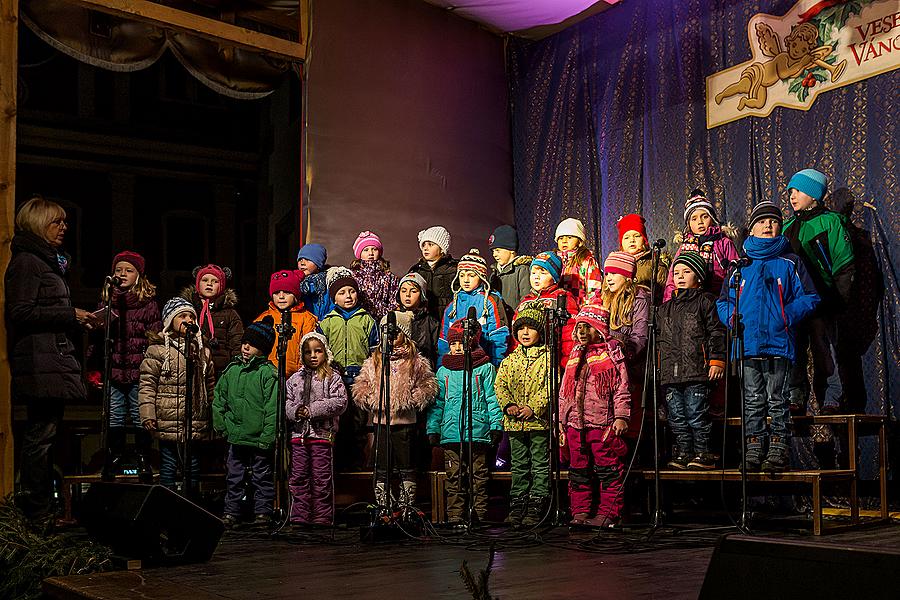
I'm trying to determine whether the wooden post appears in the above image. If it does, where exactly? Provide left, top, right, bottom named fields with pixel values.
left=0, top=0, right=19, bottom=498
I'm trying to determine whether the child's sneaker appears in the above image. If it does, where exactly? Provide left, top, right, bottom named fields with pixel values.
left=687, top=453, right=717, bottom=470
left=667, top=452, right=691, bottom=470
left=583, top=514, right=618, bottom=529
left=569, top=512, right=590, bottom=527
left=222, top=514, right=239, bottom=529
left=253, top=513, right=271, bottom=526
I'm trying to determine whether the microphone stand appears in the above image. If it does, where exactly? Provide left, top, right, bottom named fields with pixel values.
left=544, top=298, right=567, bottom=525
left=371, top=322, right=394, bottom=521
left=730, top=265, right=752, bottom=533
left=182, top=327, right=196, bottom=499
left=273, top=309, right=296, bottom=524
left=100, top=278, right=117, bottom=481
left=643, top=246, right=664, bottom=534
left=462, top=316, right=476, bottom=531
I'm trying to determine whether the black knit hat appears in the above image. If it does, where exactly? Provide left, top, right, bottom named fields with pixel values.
left=673, top=251, right=708, bottom=283
left=242, top=315, right=276, bottom=355
left=489, top=225, right=518, bottom=251
left=748, top=201, right=783, bottom=229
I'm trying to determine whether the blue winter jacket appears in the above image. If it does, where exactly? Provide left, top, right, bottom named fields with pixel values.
left=427, top=362, right=504, bottom=444
left=437, top=286, right=509, bottom=367
left=716, top=235, right=819, bottom=361
left=300, top=271, right=335, bottom=321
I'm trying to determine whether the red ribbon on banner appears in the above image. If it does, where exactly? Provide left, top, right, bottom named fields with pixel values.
left=799, top=0, right=849, bottom=23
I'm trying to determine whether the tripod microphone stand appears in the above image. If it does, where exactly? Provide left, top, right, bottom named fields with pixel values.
left=182, top=323, right=199, bottom=499
left=642, top=245, right=665, bottom=534
left=99, top=276, right=117, bottom=482
left=370, top=313, right=397, bottom=524
left=461, top=307, right=477, bottom=531
left=272, top=309, right=296, bottom=525
left=543, top=295, right=569, bottom=525
left=728, top=262, right=752, bottom=533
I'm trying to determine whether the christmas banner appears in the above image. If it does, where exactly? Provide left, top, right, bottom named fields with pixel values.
left=706, top=0, right=899, bottom=128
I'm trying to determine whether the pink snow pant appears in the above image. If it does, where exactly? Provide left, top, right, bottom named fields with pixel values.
left=566, top=426, right=627, bottom=518
left=290, top=440, right=334, bottom=525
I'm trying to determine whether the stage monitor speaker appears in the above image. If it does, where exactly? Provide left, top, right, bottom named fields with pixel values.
left=80, top=482, right=224, bottom=566
left=700, top=534, right=900, bottom=599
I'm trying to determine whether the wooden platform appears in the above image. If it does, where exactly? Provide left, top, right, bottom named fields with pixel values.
left=42, top=524, right=900, bottom=600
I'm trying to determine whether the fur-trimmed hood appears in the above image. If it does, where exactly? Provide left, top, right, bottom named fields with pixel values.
left=352, top=351, right=438, bottom=425
left=179, top=286, right=239, bottom=310
left=673, top=223, right=738, bottom=246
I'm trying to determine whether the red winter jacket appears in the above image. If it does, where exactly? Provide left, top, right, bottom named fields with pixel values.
left=513, top=285, right=579, bottom=370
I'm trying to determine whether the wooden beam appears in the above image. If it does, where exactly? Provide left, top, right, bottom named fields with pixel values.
left=63, top=0, right=306, bottom=61
left=0, top=0, right=18, bottom=498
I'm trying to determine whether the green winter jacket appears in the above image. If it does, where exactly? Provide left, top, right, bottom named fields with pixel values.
left=783, top=206, right=855, bottom=307
left=212, top=355, right=278, bottom=449
left=494, top=344, right=551, bottom=432
left=319, top=306, right=379, bottom=370
left=427, top=362, right=503, bottom=444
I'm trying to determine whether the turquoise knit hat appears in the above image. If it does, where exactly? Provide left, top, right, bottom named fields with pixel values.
left=531, top=251, right=563, bottom=283
left=787, top=169, right=827, bottom=203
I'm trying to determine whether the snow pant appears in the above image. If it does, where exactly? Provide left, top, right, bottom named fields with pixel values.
left=224, top=444, right=274, bottom=517
left=566, top=426, right=627, bottom=518
left=289, top=440, right=334, bottom=525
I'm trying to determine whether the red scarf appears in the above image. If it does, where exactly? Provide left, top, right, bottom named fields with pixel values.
left=442, top=346, right=490, bottom=371
left=561, top=343, right=619, bottom=425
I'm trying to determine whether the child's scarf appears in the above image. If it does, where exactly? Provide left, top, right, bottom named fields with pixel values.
left=561, top=342, right=618, bottom=420
left=679, top=225, right=724, bottom=270
left=442, top=345, right=490, bottom=371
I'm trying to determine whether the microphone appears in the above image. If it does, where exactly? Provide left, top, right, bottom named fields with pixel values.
left=105, top=275, right=123, bottom=287
left=464, top=306, right=477, bottom=337
left=183, top=323, right=199, bottom=335
left=382, top=311, right=397, bottom=353
left=652, top=239, right=667, bottom=249
left=728, top=257, right=752, bottom=269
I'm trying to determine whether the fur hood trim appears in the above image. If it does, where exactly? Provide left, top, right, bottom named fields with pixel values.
left=179, top=286, right=239, bottom=309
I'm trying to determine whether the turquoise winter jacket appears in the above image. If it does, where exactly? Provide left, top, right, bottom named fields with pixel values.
left=427, top=362, right=503, bottom=444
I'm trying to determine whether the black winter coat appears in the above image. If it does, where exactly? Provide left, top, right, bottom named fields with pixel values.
left=5, top=232, right=86, bottom=402
left=408, top=255, right=459, bottom=322
left=406, top=307, right=439, bottom=370
left=656, top=288, right=726, bottom=386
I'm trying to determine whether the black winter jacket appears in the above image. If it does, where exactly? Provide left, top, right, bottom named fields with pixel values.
left=407, top=255, right=459, bottom=322
left=406, top=307, right=439, bottom=370
left=5, top=232, right=86, bottom=402
left=656, top=288, right=726, bottom=386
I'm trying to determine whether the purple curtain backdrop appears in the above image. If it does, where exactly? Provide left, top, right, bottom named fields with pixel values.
left=508, top=0, right=898, bottom=478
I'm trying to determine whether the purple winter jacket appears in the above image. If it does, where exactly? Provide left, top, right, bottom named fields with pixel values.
left=607, top=286, right=650, bottom=364
left=664, top=225, right=740, bottom=301
left=101, top=290, right=161, bottom=384
left=285, top=367, right=347, bottom=442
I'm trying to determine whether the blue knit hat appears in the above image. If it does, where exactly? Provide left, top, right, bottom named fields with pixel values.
left=787, top=169, right=827, bottom=203
left=296, top=243, right=327, bottom=270
left=162, top=297, right=196, bottom=332
left=242, top=315, right=276, bottom=355
left=531, top=251, right=563, bottom=283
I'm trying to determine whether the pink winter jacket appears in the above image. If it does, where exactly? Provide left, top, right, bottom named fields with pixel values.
left=559, top=342, right=631, bottom=430
left=352, top=350, right=438, bottom=425
left=663, top=226, right=740, bottom=301
left=285, top=367, right=347, bottom=442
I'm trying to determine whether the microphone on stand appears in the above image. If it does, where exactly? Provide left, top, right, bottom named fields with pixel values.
left=727, top=257, right=752, bottom=269
left=382, top=310, right=397, bottom=354
left=183, top=323, right=200, bottom=335
left=105, top=275, right=124, bottom=287
left=652, top=239, right=667, bottom=250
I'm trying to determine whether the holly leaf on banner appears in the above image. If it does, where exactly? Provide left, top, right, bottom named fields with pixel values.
left=800, top=86, right=810, bottom=103
left=813, top=72, right=826, bottom=82
left=789, top=79, right=803, bottom=94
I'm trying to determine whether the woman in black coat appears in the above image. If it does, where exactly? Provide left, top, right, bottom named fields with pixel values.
left=6, top=196, right=99, bottom=520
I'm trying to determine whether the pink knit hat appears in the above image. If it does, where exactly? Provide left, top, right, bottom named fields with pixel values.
left=353, top=231, right=383, bottom=259
left=603, top=251, right=637, bottom=279
left=195, top=264, right=227, bottom=299
left=574, top=303, right=610, bottom=338
left=269, top=269, right=305, bottom=297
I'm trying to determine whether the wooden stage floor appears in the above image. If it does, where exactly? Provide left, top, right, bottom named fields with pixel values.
left=44, top=523, right=900, bottom=600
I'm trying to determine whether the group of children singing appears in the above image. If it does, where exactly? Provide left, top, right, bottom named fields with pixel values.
left=100, top=167, right=851, bottom=530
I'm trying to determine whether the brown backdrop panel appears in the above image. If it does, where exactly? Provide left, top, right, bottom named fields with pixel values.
left=306, top=0, right=513, bottom=271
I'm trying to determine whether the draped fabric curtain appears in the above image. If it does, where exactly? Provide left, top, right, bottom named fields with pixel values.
left=22, top=0, right=294, bottom=99
left=508, top=0, right=898, bottom=474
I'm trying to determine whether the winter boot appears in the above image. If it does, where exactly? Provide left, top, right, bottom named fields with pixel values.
left=521, top=495, right=548, bottom=528
left=744, top=436, right=764, bottom=471
left=505, top=495, right=527, bottom=528
left=375, top=481, right=388, bottom=508
left=400, top=479, right=418, bottom=508
left=667, top=449, right=691, bottom=470
left=761, top=436, right=790, bottom=472
left=135, top=429, right=154, bottom=484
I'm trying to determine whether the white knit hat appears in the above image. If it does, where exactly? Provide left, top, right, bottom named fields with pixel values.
left=417, top=226, right=451, bottom=255
left=555, top=218, right=586, bottom=241
left=381, top=310, right=413, bottom=340
left=300, top=331, right=334, bottom=365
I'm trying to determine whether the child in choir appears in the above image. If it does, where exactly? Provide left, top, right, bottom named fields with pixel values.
left=255, top=269, right=318, bottom=378
left=515, top=251, right=578, bottom=369
left=428, top=320, right=504, bottom=526
left=139, top=297, right=215, bottom=491
left=396, top=272, right=439, bottom=369
left=559, top=303, right=631, bottom=528
left=488, top=225, right=532, bottom=317
left=296, top=243, right=334, bottom=321
left=285, top=332, right=347, bottom=526
left=782, top=168, right=855, bottom=415
left=617, top=214, right=670, bottom=303
left=495, top=301, right=551, bottom=529
left=664, top=189, right=740, bottom=301
left=213, top=317, right=278, bottom=527
left=600, top=252, right=650, bottom=364
left=718, top=202, right=819, bottom=471
left=554, top=217, right=602, bottom=306
left=319, top=271, right=379, bottom=470
left=350, top=231, right=399, bottom=323
left=656, top=252, right=726, bottom=470
left=96, top=251, right=161, bottom=482
left=353, top=311, right=438, bottom=511
left=437, top=249, right=509, bottom=367
left=408, top=226, right=459, bottom=321
left=181, top=264, right=243, bottom=379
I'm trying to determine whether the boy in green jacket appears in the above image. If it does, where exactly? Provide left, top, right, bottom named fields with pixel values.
left=495, top=301, right=551, bottom=529
left=213, top=316, right=278, bottom=528
left=782, top=168, right=855, bottom=414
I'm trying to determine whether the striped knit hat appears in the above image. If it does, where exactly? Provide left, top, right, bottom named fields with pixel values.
left=162, top=297, right=196, bottom=332
left=673, top=251, right=708, bottom=283
left=513, top=300, right=546, bottom=335
left=603, top=251, right=637, bottom=279
left=353, top=231, right=383, bottom=259
left=574, top=302, right=610, bottom=338
left=531, top=251, right=563, bottom=283
left=748, top=201, right=783, bottom=229
left=683, top=188, right=719, bottom=225
left=457, top=248, right=489, bottom=281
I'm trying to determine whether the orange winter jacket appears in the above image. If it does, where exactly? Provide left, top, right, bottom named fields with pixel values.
left=255, top=302, right=318, bottom=378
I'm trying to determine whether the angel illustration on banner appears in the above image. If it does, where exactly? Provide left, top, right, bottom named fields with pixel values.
left=715, top=21, right=847, bottom=110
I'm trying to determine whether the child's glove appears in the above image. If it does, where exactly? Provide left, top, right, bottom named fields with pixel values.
left=85, top=371, right=102, bottom=389
left=490, top=430, right=503, bottom=446
left=428, top=433, right=441, bottom=446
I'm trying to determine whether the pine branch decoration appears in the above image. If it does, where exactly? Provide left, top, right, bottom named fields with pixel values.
left=458, top=543, right=499, bottom=600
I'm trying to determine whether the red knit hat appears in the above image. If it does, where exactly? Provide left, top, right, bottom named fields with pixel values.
left=574, top=302, right=610, bottom=338
left=447, top=318, right=482, bottom=347
left=269, top=269, right=305, bottom=298
left=616, top=214, right=648, bottom=249
left=111, top=250, right=145, bottom=275
left=195, top=264, right=227, bottom=299
left=603, top=251, right=637, bottom=279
